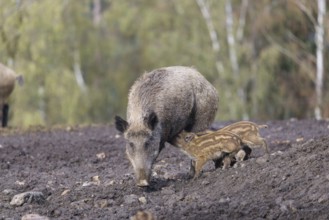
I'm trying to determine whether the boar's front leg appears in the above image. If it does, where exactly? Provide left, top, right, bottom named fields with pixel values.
left=2, top=104, right=9, bottom=127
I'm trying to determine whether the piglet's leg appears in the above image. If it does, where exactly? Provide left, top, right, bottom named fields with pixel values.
left=213, top=158, right=223, bottom=169
left=193, top=157, right=207, bottom=179
left=189, top=160, right=196, bottom=178
left=222, top=156, right=231, bottom=170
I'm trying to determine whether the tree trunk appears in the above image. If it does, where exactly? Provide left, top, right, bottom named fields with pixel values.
left=195, top=0, right=224, bottom=75
left=236, top=0, right=248, bottom=43
left=225, top=0, right=248, bottom=119
left=92, top=0, right=102, bottom=27
left=315, top=0, right=325, bottom=120
left=73, top=50, right=87, bottom=93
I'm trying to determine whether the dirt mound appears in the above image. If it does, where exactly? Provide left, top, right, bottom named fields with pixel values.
left=0, top=119, right=328, bottom=219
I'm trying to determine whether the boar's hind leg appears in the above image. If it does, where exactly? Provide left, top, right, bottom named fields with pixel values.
left=2, top=104, right=9, bottom=127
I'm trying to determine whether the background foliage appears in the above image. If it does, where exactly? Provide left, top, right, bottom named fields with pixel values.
left=0, top=0, right=328, bottom=126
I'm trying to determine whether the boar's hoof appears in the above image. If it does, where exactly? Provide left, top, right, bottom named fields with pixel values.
left=137, top=180, right=149, bottom=187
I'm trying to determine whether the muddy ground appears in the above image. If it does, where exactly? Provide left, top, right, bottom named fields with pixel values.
left=0, top=119, right=329, bottom=220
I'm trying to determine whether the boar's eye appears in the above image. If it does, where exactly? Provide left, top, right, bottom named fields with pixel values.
left=128, top=142, right=135, bottom=151
left=144, top=141, right=149, bottom=149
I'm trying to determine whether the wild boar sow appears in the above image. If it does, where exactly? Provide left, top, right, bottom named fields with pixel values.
left=115, top=66, right=219, bottom=186
left=0, top=63, right=24, bottom=127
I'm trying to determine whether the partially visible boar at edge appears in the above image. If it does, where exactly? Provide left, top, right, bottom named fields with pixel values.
left=0, top=63, right=24, bottom=127
left=115, top=66, right=219, bottom=187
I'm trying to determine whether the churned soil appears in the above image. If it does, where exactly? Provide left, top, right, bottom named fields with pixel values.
left=0, top=119, right=329, bottom=220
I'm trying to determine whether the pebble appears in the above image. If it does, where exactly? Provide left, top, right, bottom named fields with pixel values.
left=130, top=211, right=156, bottom=220
left=61, top=189, right=70, bottom=196
left=21, top=214, right=49, bottom=220
left=96, top=152, right=106, bottom=159
left=15, top=180, right=25, bottom=186
left=256, top=157, right=268, bottom=164
left=318, top=193, right=329, bottom=203
left=2, top=189, right=17, bottom=195
left=10, top=191, right=45, bottom=206
left=138, top=196, right=147, bottom=204
left=94, top=199, right=108, bottom=208
left=271, top=151, right=283, bottom=156
left=82, top=175, right=100, bottom=187
left=201, top=180, right=210, bottom=185
left=218, top=197, right=230, bottom=204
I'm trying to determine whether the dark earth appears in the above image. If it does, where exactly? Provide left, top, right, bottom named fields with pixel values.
left=0, top=119, right=329, bottom=219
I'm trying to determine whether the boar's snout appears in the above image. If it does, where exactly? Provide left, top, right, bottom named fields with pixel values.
left=136, top=168, right=150, bottom=187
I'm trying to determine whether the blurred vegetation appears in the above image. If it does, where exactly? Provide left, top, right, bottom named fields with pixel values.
left=0, top=0, right=328, bottom=127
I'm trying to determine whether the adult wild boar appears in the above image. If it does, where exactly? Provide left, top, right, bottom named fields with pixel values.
left=0, top=63, right=24, bottom=127
left=115, top=66, right=219, bottom=186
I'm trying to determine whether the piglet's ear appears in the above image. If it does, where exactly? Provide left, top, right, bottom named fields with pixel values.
left=146, top=112, right=158, bottom=130
left=115, top=116, right=128, bottom=133
left=184, top=133, right=195, bottom=143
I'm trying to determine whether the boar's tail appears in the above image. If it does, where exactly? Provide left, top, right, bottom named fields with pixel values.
left=16, top=75, right=24, bottom=86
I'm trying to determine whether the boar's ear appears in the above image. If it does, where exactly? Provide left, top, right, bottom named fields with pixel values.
left=146, top=112, right=158, bottom=130
left=115, top=116, right=128, bottom=133
left=184, top=133, right=195, bottom=143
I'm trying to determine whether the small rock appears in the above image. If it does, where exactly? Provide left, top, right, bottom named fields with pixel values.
left=0, top=144, right=3, bottom=149
left=271, top=151, right=284, bottom=156
left=96, top=152, right=106, bottom=160
left=82, top=176, right=100, bottom=187
left=130, top=210, right=156, bottom=220
left=3, top=189, right=17, bottom=195
left=138, top=196, right=147, bottom=204
left=70, top=199, right=91, bottom=209
left=296, top=137, right=304, bottom=142
left=123, top=194, right=138, bottom=205
left=92, top=175, right=100, bottom=183
left=318, top=193, right=329, bottom=203
left=94, top=199, right=108, bottom=208
left=10, top=191, right=45, bottom=206
left=115, top=134, right=121, bottom=139
left=201, top=180, right=210, bottom=185
left=15, top=180, right=25, bottom=186
left=256, top=157, right=268, bottom=164
left=61, top=189, right=70, bottom=196
left=21, top=213, right=49, bottom=220
left=49, top=209, right=62, bottom=218
left=218, top=197, right=230, bottom=203
left=104, top=180, right=115, bottom=186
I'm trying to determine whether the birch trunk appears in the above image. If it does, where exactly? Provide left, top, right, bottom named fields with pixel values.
left=73, top=50, right=87, bottom=93
left=196, top=0, right=224, bottom=75
left=236, top=0, right=248, bottom=43
left=93, top=0, right=101, bottom=27
left=315, top=0, right=325, bottom=120
left=225, top=0, right=248, bottom=119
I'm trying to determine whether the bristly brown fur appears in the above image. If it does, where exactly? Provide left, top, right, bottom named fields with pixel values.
left=172, top=130, right=246, bottom=178
left=115, top=66, right=219, bottom=186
